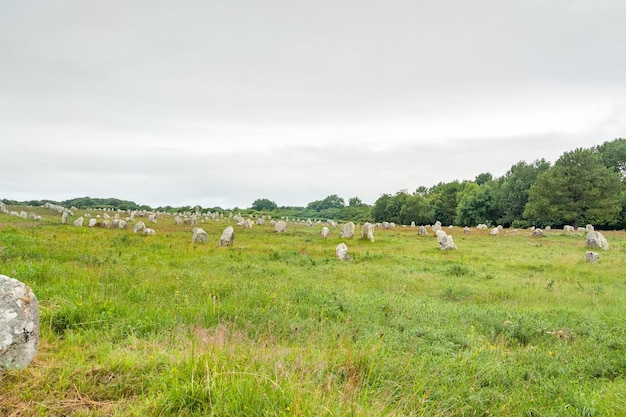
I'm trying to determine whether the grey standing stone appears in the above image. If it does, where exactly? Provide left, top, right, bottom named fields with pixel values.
left=73, top=217, right=84, bottom=227
left=336, top=243, right=350, bottom=260
left=0, top=275, right=39, bottom=370
left=532, top=228, right=546, bottom=237
left=274, top=220, right=287, bottom=233
left=192, top=227, right=208, bottom=243
left=436, top=230, right=457, bottom=250
left=463, top=226, right=471, bottom=234
left=133, top=221, right=146, bottom=233
left=490, top=227, right=499, bottom=235
left=586, top=224, right=594, bottom=232
left=61, top=211, right=69, bottom=224
left=88, top=218, right=97, bottom=227
left=218, top=226, right=235, bottom=247
left=340, top=222, right=355, bottom=238
left=361, top=222, right=375, bottom=242
left=418, top=225, right=428, bottom=235
left=585, top=231, right=609, bottom=250
left=585, top=251, right=600, bottom=262
left=143, top=228, right=156, bottom=235
left=321, top=226, right=330, bottom=238
left=432, top=221, right=442, bottom=232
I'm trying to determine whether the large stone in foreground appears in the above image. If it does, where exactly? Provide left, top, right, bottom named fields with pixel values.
left=1, top=275, right=39, bottom=370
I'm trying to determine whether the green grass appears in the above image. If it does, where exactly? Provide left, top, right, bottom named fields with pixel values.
left=1, top=207, right=625, bottom=416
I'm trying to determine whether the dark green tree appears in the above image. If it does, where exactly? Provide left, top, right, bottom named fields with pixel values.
left=427, top=181, right=465, bottom=225
left=399, top=194, right=435, bottom=225
left=348, top=197, right=365, bottom=207
left=251, top=198, right=278, bottom=211
left=496, top=159, right=550, bottom=227
left=475, top=172, right=493, bottom=185
left=372, top=194, right=392, bottom=222
left=596, top=138, right=626, bottom=177
left=524, top=148, right=622, bottom=228
left=456, top=183, right=498, bottom=226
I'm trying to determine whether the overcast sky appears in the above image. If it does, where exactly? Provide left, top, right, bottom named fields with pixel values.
left=1, top=1, right=625, bottom=208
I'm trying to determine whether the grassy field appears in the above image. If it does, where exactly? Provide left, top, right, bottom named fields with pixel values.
left=1, top=206, right=625, bottom=416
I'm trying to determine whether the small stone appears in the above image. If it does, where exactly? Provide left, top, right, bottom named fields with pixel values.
left=585, top=251, right=600, bottom=263
left=336, top=243, right=350, bottom=260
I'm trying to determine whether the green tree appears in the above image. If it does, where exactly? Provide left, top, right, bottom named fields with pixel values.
left=372, top=194, right=392, bottom=222
left=399, top=194, right=435, bottom=225
left=251, top=198, right=278, bottom=211
left=524, top=148, right=622, bottom=228
left=456, top=183, right=498, bottom=226
left=596, top=138, right=626, bottom=177
left=427, top=181, right=465, bottom=225
left=348, top=197, right=365, bottom=207
left=496, top=159, right=550, bottom=227
left=475, top=172, right=493, bottom=185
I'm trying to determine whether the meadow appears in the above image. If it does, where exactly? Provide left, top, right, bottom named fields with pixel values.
left=1, top=206, right=625, bottom=416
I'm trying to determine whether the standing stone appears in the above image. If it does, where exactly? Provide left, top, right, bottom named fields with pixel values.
left=218, top=226, right=235, bottom=247
left=256, top=218, right=265, bottom=225
left=88, top=218, right=97, bottom=227
left=463, top=226, right=471, bottom=234
left=418, top=225, right=428, bottom=236
left=432, top=221, right=442, bottom=232
left=361, top=222, right=375, bottom=242
left=436, top=230, right=457, bottom=250
left=563, top=225, right=575, bottom=232
left=585, top=251, right=600, bottom=263
left=477, top=224, right=488, bottom=230
left=73, top=217, right=84, bottom=227
left=532, top=228, right=546, bottom=237
left=243, top=219, right=253, bottom=229
left=321, top=226, right=330, bottom=238
left=410, top=221, right=416, bottom=228
left=490, top=227, right=499, bottom=236
left=133, top=221, right=146, bottom=233
left=306, top=219, right=313, bottom=227
left=143, top=228, right=156, bottom=235
left=0, top=275, right=39, bottom=370
left=192, top=227, right=208, bottom=243
left=585, top=231, right=609, bottom=250
left=340, top=222, right=355, bottom=238
left=274, top=220, right=287, bottom=233
left=336, top=243, right=350, bottom=260
left=61, top=211, right=69, bottom=224
left=586, top=224, right=594, bottom=232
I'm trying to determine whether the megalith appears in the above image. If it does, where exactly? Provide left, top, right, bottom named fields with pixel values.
left=218, top=226, right=235, bottom=247
left=336, top=243, right=350, bottom=260
left=340, top=222, right=355, bottom=238
left=192, top=227, right=209, bottom=243
left=0, top=275, right=39, bottom=370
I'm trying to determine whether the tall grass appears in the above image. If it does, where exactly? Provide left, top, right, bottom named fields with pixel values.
left=1, top=207, right=625, bottom=416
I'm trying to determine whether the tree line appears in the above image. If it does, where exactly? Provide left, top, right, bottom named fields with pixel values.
left=256, top=139, right=626, bottom=229
left=4, top=139, right=625, bottom=229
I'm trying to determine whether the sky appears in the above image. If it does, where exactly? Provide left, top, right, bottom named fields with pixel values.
left=1, top=0, right=625, bottom=209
